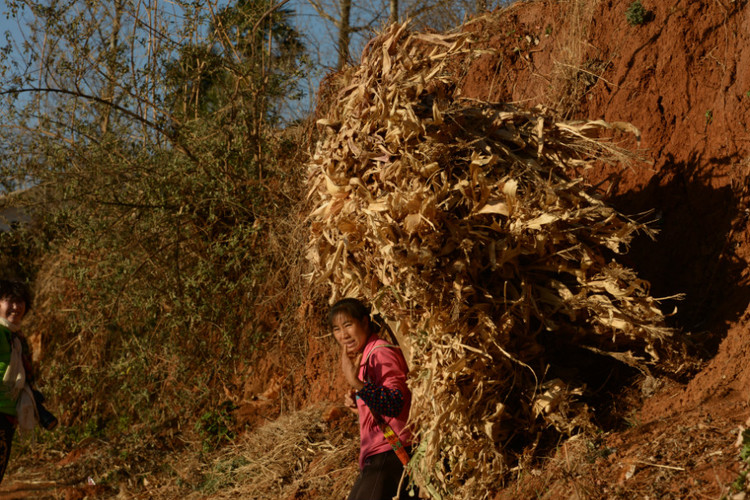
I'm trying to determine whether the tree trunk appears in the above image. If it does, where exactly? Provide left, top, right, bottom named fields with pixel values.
left=336, top=0, right=352, bottom=70
left=100, top=0, right=123, bottom=134
left=389, top=0, right=398, bottom=24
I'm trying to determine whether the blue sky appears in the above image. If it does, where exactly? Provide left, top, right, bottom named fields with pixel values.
left=0, top=1, right=367, bottom=121
left=1, top=7, right=31, bottom=66
left=0, top=0, right=499, bottom=121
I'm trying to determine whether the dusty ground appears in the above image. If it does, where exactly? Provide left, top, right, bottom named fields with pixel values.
left=2, top=0, right=750, bottom=498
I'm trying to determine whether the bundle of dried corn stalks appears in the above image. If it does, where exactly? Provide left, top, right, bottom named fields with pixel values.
left=306, top=22, right=674, bottom=500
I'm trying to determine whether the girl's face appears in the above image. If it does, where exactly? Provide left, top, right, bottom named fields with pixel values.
left=332, top=312, right=370, bottom=355
left=0, top=297, right=26, bottom=325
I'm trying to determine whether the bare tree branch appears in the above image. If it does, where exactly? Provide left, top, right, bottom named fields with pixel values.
left=0, top=86, right=198, bottom=163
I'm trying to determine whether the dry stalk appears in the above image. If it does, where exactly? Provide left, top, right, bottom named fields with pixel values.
left=204, top=406, right=358, bottom=499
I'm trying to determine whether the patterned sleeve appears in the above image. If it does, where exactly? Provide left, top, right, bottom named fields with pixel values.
left=357, top=343, right=410, bottom=418
left=356, top=381, right=404, bottom=417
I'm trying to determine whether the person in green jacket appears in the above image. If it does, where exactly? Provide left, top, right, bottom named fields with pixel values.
left=0, top=279, right=57, bottom=483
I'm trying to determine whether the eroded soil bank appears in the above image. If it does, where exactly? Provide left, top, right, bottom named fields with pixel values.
left=3, top=1, right=750, bottom=498
left=457, top=0, right=750, bottom=497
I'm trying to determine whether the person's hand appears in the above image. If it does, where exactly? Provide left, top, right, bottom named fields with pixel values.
left=343, top=389, right=358, bottom=414
left=340, top=345, right=364, bottom=391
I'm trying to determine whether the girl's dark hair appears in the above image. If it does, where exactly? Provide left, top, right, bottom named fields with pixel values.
left=328, top=297, right=385, bottom=332
left=0, top=279, right=32, bottom=311
left=328, top=297, right=370, bottom=325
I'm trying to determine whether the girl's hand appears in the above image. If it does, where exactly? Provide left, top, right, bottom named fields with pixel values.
left=343, top=389, right=358, bottom=413
left=341, top=345, right=364, bottom=391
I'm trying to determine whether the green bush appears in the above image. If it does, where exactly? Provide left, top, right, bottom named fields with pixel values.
left=195, top=402, right=238, bottom=452
left=0, top=0, right=311, bottom=459
left=626, top=0, right=648, bottom=26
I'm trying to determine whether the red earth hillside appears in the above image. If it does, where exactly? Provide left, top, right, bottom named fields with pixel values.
left=225, top=2, right=750, bottom=499
left=454, top=0, right=750, bottom=497
left=8, top=1, right=750, bottom=499
left=99, top=1, right=748, bottom=498
left=236, top=1, right=750, bottom=497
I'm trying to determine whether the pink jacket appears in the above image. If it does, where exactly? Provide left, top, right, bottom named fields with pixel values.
left=356, top=334, right=412, bottom=469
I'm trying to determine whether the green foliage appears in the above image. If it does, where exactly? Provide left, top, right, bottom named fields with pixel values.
left=0, top=223, right=41, bottom=281
left=739, top=428, right=750, bottom=463
left=200, top=455, right=250, bottom=493
left=195, top=402, right=238, bottom=452
left=165, top=0, right=306, bottom=123
left=730, top=470, right=748, bottom=495
left=725, top=428, right=750, bottom=496
left=625, top=0, right=648, bottom=26
left=0, top=0, right=310, bottom=454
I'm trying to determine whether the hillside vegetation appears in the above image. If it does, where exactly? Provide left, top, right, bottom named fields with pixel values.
left=1, top=0, right=750, bottom=499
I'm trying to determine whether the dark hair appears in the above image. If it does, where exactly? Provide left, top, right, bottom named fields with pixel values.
left=328, top=297, right=370, bottom=325
left=0, top=279, right=32, bottom=311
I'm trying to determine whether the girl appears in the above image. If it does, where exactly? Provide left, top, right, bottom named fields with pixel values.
left=330, top=298, right=413, bottom=500
left=0, top=279, right=57, bottom=483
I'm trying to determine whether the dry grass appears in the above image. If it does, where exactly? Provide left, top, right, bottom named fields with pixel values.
left=547, top=0, right=611, bottom=119
left=196, top=406, right=358, bottom=500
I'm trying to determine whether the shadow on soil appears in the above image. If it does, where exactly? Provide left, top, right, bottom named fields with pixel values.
left=530, top=152, right=750, bottom=439
left=611, top=153, right=750, bottom=361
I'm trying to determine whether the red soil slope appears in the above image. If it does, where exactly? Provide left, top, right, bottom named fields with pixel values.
left=239, top=2, right=750, bottom=497
left=456, top=0, right=750, bottom=497
left=227, top=2, right=750, bottom=498
left=8, top=2, right=750, bottom=499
